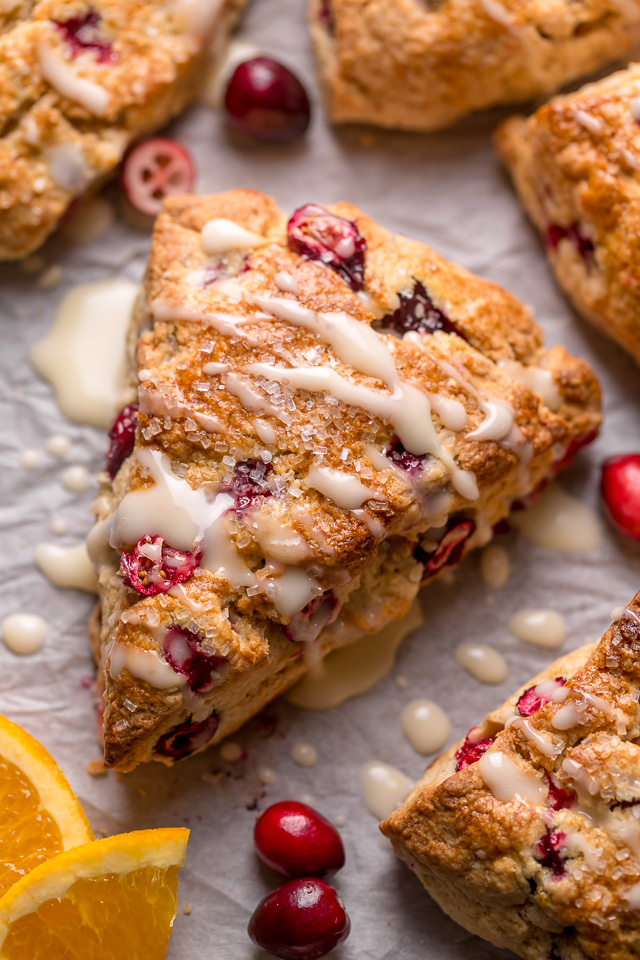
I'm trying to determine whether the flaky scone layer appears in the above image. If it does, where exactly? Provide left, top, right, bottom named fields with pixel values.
left=0, top=0, right=246, bottom=261
left=309, top=0, right=640, bottom=132
left=382, top=598, right=640, bottom=960
left=496, top=64, right=640, bottom=367
left=89, top=188, right=600, bottom=771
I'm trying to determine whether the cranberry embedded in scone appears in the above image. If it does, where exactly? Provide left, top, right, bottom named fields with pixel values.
left=155, top=714, right=219, bottom=760
left=163, top=627, right=227, bottom=692
left=544, top=771, right=575, bottom=811
left=454, top=734, right=494, bottom=771
left=516, top=677, right=565, bottom=717
left=385, top=435, right=430, bottom=476
left=226, top=459, right=273, bottom=513
left=545, top=223, right=594, bottom=263
left=54, top=10, right=115, bottom=63
left=120, top=535, right=201, bottom=595
left=420, top=518, right=475, bottom=576
left=287, top=204, right=366, bottom=291
left=535, top=828, right=566, bottom=877
left=105, top=404, right=138, bottom=478
left=283, top=593, right=341, bottom=643
left=379, top=280, right=465, bottom=339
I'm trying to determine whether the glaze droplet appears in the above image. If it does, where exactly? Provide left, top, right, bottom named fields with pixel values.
left=513, top=483, right=601, bottom=553
left=400, top=699, right=451, bottom=755
left=1, top=613, right=49, bottom=655
left=509, top=609, right=567, bottom=649
left=455, top=643, right=508, bottom=684
left=359, top=761, right=414, bottom=819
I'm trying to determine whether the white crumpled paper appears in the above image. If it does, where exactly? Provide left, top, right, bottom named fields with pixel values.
left=1, top=1, right=640, bottom=956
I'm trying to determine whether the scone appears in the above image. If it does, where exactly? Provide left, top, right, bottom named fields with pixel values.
left=496, top=64, right=640, bottom=367
left=382, top=599, right=640, bottom=960
left=88, top=188, right=601, bottom=772
left=0, top=0, right=247, bottom=261
left=309, top=0, right=640, bottom=132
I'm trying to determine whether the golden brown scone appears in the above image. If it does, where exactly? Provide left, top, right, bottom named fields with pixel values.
left=0, top=0, right=247, bottom=261
left=495, top=64, right=640, bottom=367
left=88, top=188, right=601, bottom=772
left=309, top=0, right=640, bottom=132
left=382, top=599, right=640, bottom=960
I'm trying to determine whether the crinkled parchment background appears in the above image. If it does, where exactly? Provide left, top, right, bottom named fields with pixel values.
left=1, top=2, right=640, bottom=957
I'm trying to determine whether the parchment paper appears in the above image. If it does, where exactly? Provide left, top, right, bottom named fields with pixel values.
left=1, top=2, right=640, bottom=957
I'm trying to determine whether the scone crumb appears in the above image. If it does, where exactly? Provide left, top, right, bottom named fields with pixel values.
left=138, top=787, right=147, bottom=797
left=395, top=675, right=409, bottom=690
left=201, top=770, right=222, bottom=785
left=37, top=265, right=63, bottom=290
left=182, top=902, right=192, bottom=915
left=87, top=759, right=109, bottom=777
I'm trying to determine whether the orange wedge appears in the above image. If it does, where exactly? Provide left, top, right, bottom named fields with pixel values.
left=0, top=828, right=189, bottom=959
left=0, top=715, right=92, bottom=897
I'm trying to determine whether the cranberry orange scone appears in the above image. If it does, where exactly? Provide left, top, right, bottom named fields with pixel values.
left=88, top=189, right=600, bottom=772
left=309, top=0, right=640, bottom=132
left=0, top=0, right=246, bottom=261
left=495, top=64, right=640, bottom=367
left=382, top=600, right=640, bottom=960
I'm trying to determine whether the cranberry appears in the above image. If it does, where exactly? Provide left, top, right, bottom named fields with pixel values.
left=225, top=459, right=273, bottom=513
left=601, top=454, right=640, bottom=541
left=379, top=280, right=465, bottom=339
left=224, top=58, right=311, bottom=143
left=121, top=138, right=195, bottom=217
left=385, top=435, right=430, bottom=476
left=553, top=430, right=598, bottom=475
left=535, top=829, right=566, bottom=877
left=155, top=714, right=218, bottom=760
left=545, top=223, right=594, bottom=263
left=420, top=518, right=475, bottom=576
left=454, top=734, right=494, bottom=771
left=54, top=10, right=115, bottom=62
left=248, top=878, right=350, bottom=960
left=163, top=626, right=227, bottom=692
left=283, top=593, right=341, bottom=643
left=120, top=535, right=200, bottom=595
left=287, top=203, right=366, bottom=291
left=105, top=404, right=137, bottom=478
left=517, top=678, right=565, bottom=717
left=254, top=801, right=345, bottom=879
left=545, top=771, right=575, bottom=811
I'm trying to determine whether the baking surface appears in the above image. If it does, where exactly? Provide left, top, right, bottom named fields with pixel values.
left=1, top=1, right=640, bottom=957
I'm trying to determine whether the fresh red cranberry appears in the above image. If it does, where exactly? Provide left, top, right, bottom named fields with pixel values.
left=224, top=58, right=311, bottom=143
left=454, top=735, right=494, bottom=771
left=287, top=203, right=366, bottom=291
left=120, top=535, right=201, bottom=595
left=535, top=829, right=566, bottom=877
left=545, top=223, right=594, bottom=263
left=545, top=771, right=575, bottom=811
left=155, top=714, right=218, bottom=760
left=163, top=627, right=227, bottom=692
left=248, top=877, right=350, bottom=960
left=601, top=454, right=640, bottom=541
left=553, top=430, right=598, bottom=475
left=121, top=138, right=195, bottom=217
left=379, top=280, right=466, bottom=340
left=54, top=10, right=115, bottom=62
left=385, top=435, right=430, bottom=476
left=225, top=459, right=273, bottom=513
left=254, top=801, right=345, bottom=879
left=283, top=593, right=341, bottom=643
left=517, top=678, right=566, bottom=717
left=105, top=403, right=138, bottom=478
left=420, top=519, right=475, bottom=576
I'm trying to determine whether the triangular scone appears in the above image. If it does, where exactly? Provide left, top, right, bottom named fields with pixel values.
left=496, top=65, right=640, bottom=367
left=382, top=599, right=640, bottom=960
left=0, top=0, right=247, bottom=261
left=309, top=0, right=640, bottom=132
left=88, top=189, right=600, bottom=772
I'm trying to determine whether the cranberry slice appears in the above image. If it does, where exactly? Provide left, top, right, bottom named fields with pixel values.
left=535, top=828, right=566, bottom=877
left=385, top=435, right=430, bottom=476
left=155, top=714, right=218, bottom=760
left=420, top=518, right=475, bottom=576
left=121, top=138, right=195, bottom=217
left=105, top=404, right=138, bottom=478
left=248, top=877, right=351, bottom=960
left=545, top=771, right=575, bottom=811
left=224, top=57, right=311, bottom=142
left=120, top=535, right=200, bottom=596
left=254, top=801, right=345, bottom=879
left=287, top=203, right=366, bottom=292
left=601, top=454, right=640, bottom=541
left=224, top=459, right=273, bottom=513
left=283, top=593, right=341, bottom=643
left=517, top=678, right=565, bottom=717
left=379, top=280, right=465, bottom=339
left=545, top=223, right=594, bottom=263
left=454, top=734, right=494, bottom=771
left=163, top=626, right=227, bottom=692
left=54, top=10, right=115, bottom=63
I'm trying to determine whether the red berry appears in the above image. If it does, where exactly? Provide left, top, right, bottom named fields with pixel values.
left=516, top=677, right=565, bottom=717
left=155, top=714, right=218, bottom=760
left=163, top=626, right=227, bottom=692
left=105, top=403, right=137, bottom=478
left=601, top=454, right=640, bottom=541
left=544, top=771, right=575, bottom=811
left=535, top=828, right=566, bottom=877
left=248, top=878, right=350, bottom=960
left=224, top=57, right=311, bottom=142
left=54, top=10, right=115, bottom=62
left=454, top=734, right=494, bottom=771
left=421, top=519, right=475, bottom=576
left=254, top=801, right=345, bottom=879
left=380, top=280, right=466, bottom=340
left=287, top=203, right=366, bottom=291
left=121, top=138, right=195, bottom=217
left=120, top=535, right=200, bottom=596
left=283, top=594, right=341, bottom=643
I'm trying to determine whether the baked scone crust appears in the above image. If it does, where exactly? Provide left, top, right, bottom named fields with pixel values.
left=0, top=0, right=246, bottom=261
left=89, top=188, right=600, bottom=772
left=496, top=64, right=640, bottom=367
left=382, top=599, right=640, bottom=960
left=309, top=0, right=640, bottom=132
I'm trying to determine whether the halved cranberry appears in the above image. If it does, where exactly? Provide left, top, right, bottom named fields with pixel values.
left=553, top=430, right=598, bottom=475
left=163, top=626, right=227, bottom=692
left=454, top=735, right=494, bottom=771
left=254, top=801, right=345, bottom=879
left=248, top=877, right=350, bottom=960
left=379, top=280, right=465, bottom=339
left=420, top=518, right=475, bottom=576
left=122, top=138, right=195, bottom=217
left=155, top=714, right=218, bottom=760
left=287, top=203, right=366, bottom=292
left=283, top=593, right=341, bottom=643
left=224, top=58, right=311, bottom=142
left=545, top=223, right=594, bottom=263
left=225, top=459, right=273, bottom=513
left=105, top=403, right=138, bottom=478
left=601, top=454, right=640, bottom=541
left=54, top=10, right=115, bottom=62
left=535, top=828, right=566, bottom=877
left=120, top=535, right=200, bottom=595
left=545, top=771, right=575, bottom=811
left=385, top=435, right=430, bottom=476
left=517, top=678, right=565, bottom=717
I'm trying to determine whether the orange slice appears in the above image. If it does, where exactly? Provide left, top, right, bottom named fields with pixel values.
left=0, top=715, right=92, bottom=897
left=0, top=828, right=189, bottom=959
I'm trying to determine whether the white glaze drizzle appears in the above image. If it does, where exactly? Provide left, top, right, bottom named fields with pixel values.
left=37, top=37, right=110, bottom=115
left=43, top=142, right=91, bottom=194
left=305, top=464, right=382, bottom=510
left=201, top=219, right=267, bottom=254
left=108, top=640, right=183, bottom=689
left=512, top=717, right=562, bottom=758
left=497, top=359, right=561, bottom=411
left=477, top=750, right=548, bottom=805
